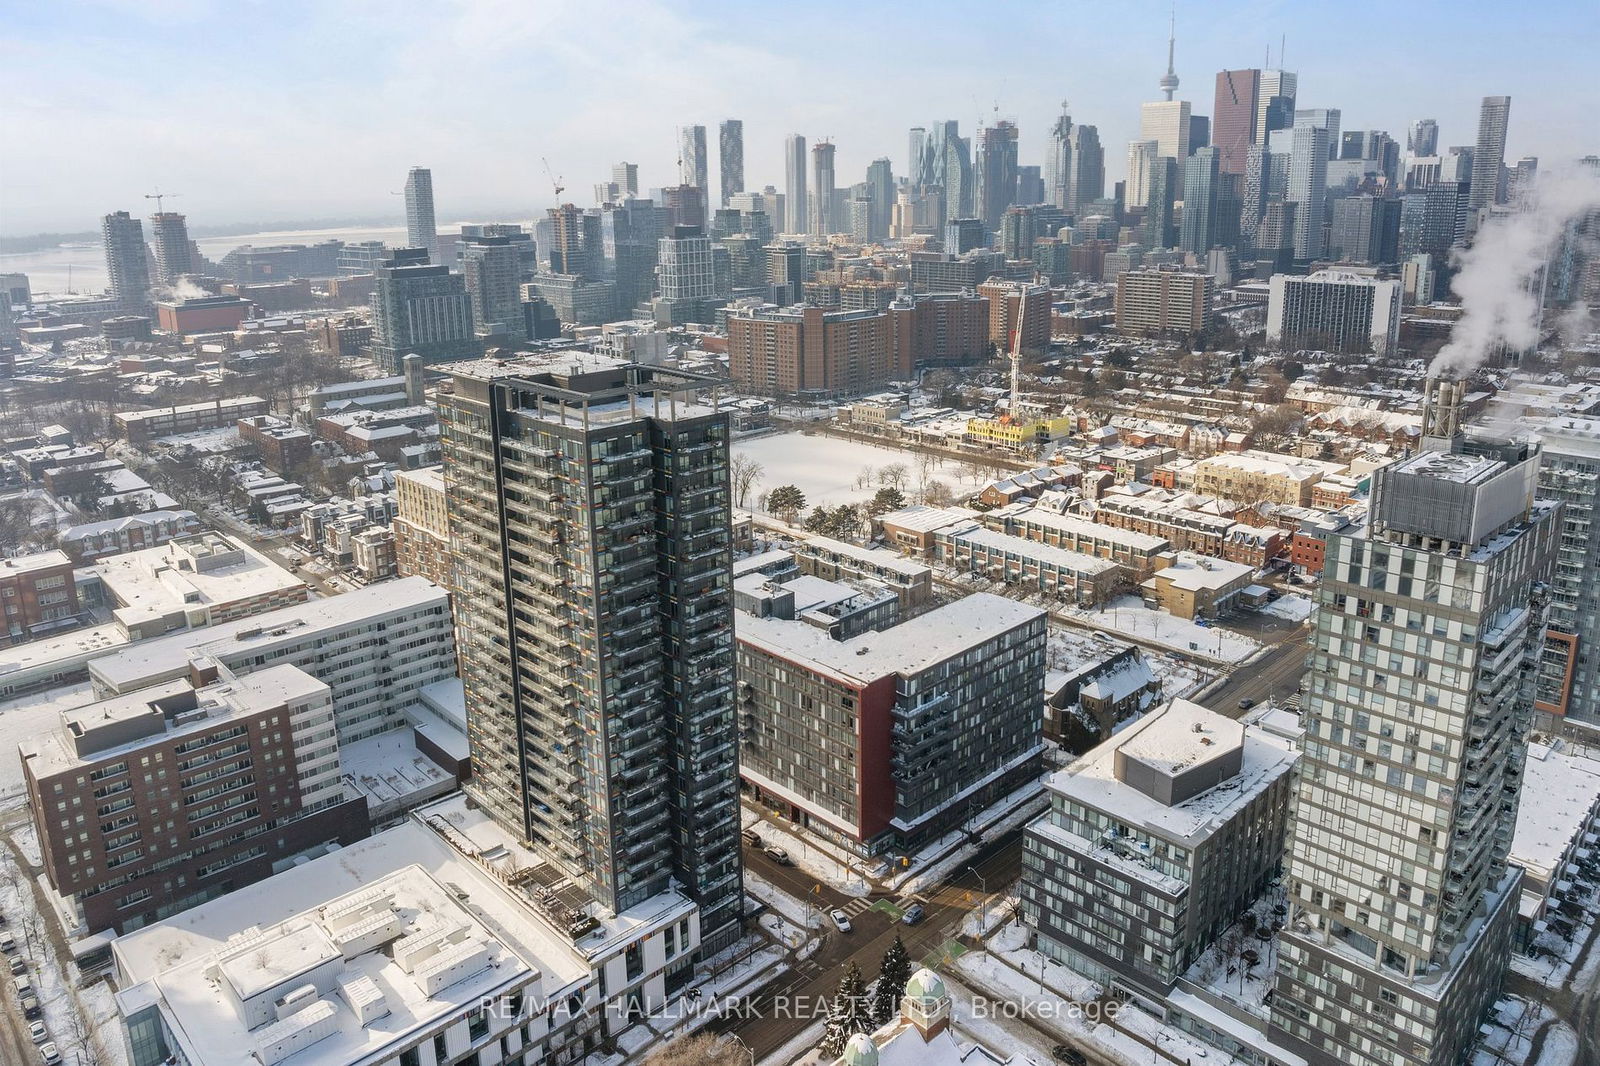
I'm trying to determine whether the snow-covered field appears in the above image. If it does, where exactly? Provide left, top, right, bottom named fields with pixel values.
left=732, top=432, right=988, bottom=514
left=1066, top=596, right=1261, bottom=664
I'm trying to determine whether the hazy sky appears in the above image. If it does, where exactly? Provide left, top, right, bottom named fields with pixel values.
left=3, top=0, right=1598, bottom=235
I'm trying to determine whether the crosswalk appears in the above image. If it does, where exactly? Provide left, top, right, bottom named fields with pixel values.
left=840, top=891, right=928, bottom=918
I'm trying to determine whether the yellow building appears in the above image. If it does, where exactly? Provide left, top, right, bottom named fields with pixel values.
left=966, top=414, right=1073, bottom=452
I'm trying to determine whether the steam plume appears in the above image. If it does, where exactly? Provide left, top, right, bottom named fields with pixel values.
left=1430, top=167, right=1600, bottom=376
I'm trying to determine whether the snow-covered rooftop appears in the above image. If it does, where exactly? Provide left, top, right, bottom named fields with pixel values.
left=1511, top=742, right=1600, bottom=888
left=737, top=592, right=1044, bottom=683
left=1047, top=699, right=1298, bottom=845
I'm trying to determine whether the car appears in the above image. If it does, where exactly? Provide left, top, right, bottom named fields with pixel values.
left=1051, top=1045, right=1088, bottom=1065
left=39, top=1041, right=60, bottom=1065
left=763, top=846, right=791, bottom=865
left=8, top=955, right=24, bottom=975
left=829, top=908, right=853, bottom=933
left=28, top=1021, right=46, bottom=1044
left=901, top=903, right=926, bottom=926
left=741, top=829, right=761, bottom=847
left=14, top=973, right=32, bottom=994
left=20, top=994, right=41, bottom=1018
left=0, top=932, right=15, bottom=953
left=1238, top=698, right=1255, bottom=710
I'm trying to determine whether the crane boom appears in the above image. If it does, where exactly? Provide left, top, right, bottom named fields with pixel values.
left=143, top=189, right=182, bottom=214
left=541, top=157, right=565, bottom=199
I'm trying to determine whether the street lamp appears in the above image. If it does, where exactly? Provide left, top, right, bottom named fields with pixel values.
left=967, top=865, right=989, bottom=896
left=726, top=1033, right=756, bottom=1066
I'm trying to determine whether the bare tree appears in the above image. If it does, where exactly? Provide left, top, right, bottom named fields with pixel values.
left=730, top=454, right=764, bottom=510
left=854, top=465, right=876, bottom=491
left=642, top=1033, right=749, bottom=1066
left=924, top=479, right=954, bottom=506
left=877, top=462, right=909, bottom=491
left=62, top=1006, right=109, bottom=1066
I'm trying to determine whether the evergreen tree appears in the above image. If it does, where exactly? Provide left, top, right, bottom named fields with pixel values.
left=819, top=961, right=872, bottom=1058
left=767, top=484, right=807, bottom=524
left=804, top=505, right=834, bottom=534
left=867, top=486, right=906, bottom=517
left=871, top=935, right=914, bottom=1024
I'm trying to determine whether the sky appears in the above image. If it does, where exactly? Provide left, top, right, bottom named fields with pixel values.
left=2, top=0, right=1598, bottom=235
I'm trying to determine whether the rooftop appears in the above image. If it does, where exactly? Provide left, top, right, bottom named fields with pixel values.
left=93, top=534, right=306, bottom=622
left=112, top=817, right=594, bottom=1066
left=947, top=525, right=1122, bottom=576
left=1047, top=698, right=1298, bottom=845
left=1152, top=552, right=1255, bottom=592
left=1388, top=448, right=1506, bottom=485
left=737, top=592, right=1044, bottom=683
left=1511, top=741, right=1600, bottom=886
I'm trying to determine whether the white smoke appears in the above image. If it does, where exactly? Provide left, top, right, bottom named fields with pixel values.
left=151, top=278, right=211, bottom=302
left=1558, top=301, right=1595, bottom=345
left=1429, top=166, right=1600, bottom=376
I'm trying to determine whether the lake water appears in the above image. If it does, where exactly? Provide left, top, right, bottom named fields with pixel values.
left=0, top=220, right=492, bottom=297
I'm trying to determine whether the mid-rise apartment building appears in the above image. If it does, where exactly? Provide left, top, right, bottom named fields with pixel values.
left=1531, top=418, right=1600, bottom=728
left=1267, top=270, right=1401, bottom=355
left=393, top=465, right=453, bottom=590
left=0, top=549, right=81, bottom=643
left=114, top=396, right=271, bottom=445
left=21, top=664, right=368, bottom=934
left=726, top=304, right=895, bottom=398
left=737, top=590, right=1045, bottom=855
left=1114, top=269, right=1215, bottom=337
left=1022, top=699, right=1297, bottom=998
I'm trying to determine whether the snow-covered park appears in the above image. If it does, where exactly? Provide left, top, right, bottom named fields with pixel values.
left=732, top=431, right=1006, bottom=514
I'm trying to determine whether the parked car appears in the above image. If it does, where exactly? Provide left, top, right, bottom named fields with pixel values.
left=829, top=908, right=853, bottom=933
left=1238, top=698, right=1255, bottom=710
left=39, top=1041, right=61, bottom=1065
left=8, top=954, right=24, bottom=975
left=901, top=903, right=926, bottom=926
left=763, top=846, right=791, bottom=865
left=21, top=994, right=41, bottom=1018
left=1051, top=1044, right=1088, bottom=1065
left=28, top=1021, right=47, bottom=1044
left=14, top=973, right=32, bottom=995
left=0, top=932, right=16, bottom=953
left=741, top=829, right=761, bottom=847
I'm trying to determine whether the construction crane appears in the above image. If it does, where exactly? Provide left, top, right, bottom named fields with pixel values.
left=1009, top=286, right=1030, bottom=422
left=541, top=157, right=565, bottom=200
left=144, top=188, right=181, bottom=214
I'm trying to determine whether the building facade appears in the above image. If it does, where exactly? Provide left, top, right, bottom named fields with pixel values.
left=1114, top=269, right=1214, bottom=337
left=372, top=249, right=478, bottom=372
left=404, top=167, right=439, bottom=263
left=438, top=354, right=742, bottom=953
left=1267, top=270, right=1401, bottom=355
left=1269, top=386, right=1559, bottom=1066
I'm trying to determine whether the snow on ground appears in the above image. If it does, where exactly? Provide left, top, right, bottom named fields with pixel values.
left=1512, top=879, right=1597, bottom=990
left=0, top=681, right=98, bottom=808
left=1470, top=996, right=1555, bottom=1066
left=745, top=870, right=822, bottom=930
left=1535, top=1023, right=1579, bottom=1066
left=1258, top=593, right=1314, bottom=622
left=732, top=432, right=981, bottom=514
left=742, top=804, right=872, bottom=897
left=151, top=425, right=242, bottom=454
left=894, top=780, right=1048, bottom=895
left=980, top=923, right=1103, bottom=1004
left=1066, top=596, right=1261, bottom=664
left=0, top=835, right=127, bottom=1066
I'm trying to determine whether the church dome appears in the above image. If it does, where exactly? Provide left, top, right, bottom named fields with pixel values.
left=841, top=1032, right=879, bottom=1066
left=903, top=968, right=947, bottom=1005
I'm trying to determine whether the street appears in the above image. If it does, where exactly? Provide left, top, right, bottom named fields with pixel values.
left=714, top=828, right=1025, bottom=1059
left=1201, top=630, right=1310, bottom=716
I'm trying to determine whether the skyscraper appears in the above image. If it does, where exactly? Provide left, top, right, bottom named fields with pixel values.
left=1068, top=125, right=1105, bottom=217
left=784, top=134, right=808, bottom=234
left=149, top=211, right=194, bottom=285
left=1532, top=421, right=1600, bottom=726
left=1126, top=140, right=1160, bottom=209
left=612, top=161, right=640, bottom=197
left=908, top=127, right=928, bottom=188
left=1141, top=157, right=1179, bottom=250
left=811, top=141, right=836, bottom=236
left=101, top=210, right=151, bottom=309
left=600, top=197, right=660, bottom=314
left=1179, top=146, right=1220, bottom=254
left=1408, top=118, right=1439, bottom=158
left=1469, top=96, right=1512, bottom=215
left=459, top=234, right=526, bottom=341
left=1329, top=194, right=1402, bottom=265
left=1240, top=143, right=1270, bottom=249
left=1295, top=108, right=1343, bottom=161
left=970, top=121, right=1017, bottom=231
left=371, top=248, right=476, bottom=371
left=1256, top=69, right=1298, bottom=142
left=1139, top=101, right=1192, bottom=162
left=1288, top=119, right=1331, bottom=259
left=1044, top=100, right=1073, bottom=211
left=437, top=354, right=743, bottom=953
left=1270, top=380, right=1557, bottom=1066
left=678, top=124, right=709, bottom=213
left=1213, top=69, right=1261, bottom=175
left=718, top=119, right=744, bottom=206
left=866, top=157, right=894, bottom=241
left=404, top=167, right=439, bottom=263
left=944, top=131, right=973, bottom=219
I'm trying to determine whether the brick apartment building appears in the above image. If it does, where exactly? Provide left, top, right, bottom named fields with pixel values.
left=20, top=663, right=371, bottom=934
left=237, top=414, right=313, bottom=474
left=393, top=466, right=452, bottom=589
left=1, top=550, right=80, bottom=642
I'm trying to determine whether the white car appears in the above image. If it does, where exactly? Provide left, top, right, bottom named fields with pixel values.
left=28, top=1021, right=46, bottom=1044
left=829, top=908, right=853, bottom=933
left=39, top=1042, right=61, bottom=1065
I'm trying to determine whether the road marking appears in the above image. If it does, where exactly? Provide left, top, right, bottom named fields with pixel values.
left=840, top=898, right=873, bottom=916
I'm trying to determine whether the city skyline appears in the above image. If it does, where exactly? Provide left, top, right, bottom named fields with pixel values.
left=4, top=0, right=1598, bottom=233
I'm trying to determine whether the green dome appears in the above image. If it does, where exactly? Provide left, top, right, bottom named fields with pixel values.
left=903, top=967, right=947, bottom=1004
left=841, top=1033, right=879, bottom=1065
